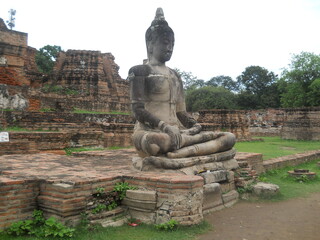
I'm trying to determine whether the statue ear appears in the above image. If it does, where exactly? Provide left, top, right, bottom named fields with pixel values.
left=147, top=43, right=153, bottom=54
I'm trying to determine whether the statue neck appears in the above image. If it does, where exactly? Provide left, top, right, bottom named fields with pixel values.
left=148, top=57, right=166, bottom=67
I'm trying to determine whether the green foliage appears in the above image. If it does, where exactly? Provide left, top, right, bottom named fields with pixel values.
left=307, top=78, right=320, bottom=106
left=292, top=174, right=311, bottom=183
left=207, top=75, right=239, bottom=92
left=155, top=219, right=179, bottom=231
left=175, top=69, right=205, bottom=90
left=113, top=182, right=137, bottom=200
left=90, top=183, right=136, bottom=215
left=237, top=183, right=254, bottom=194
left=186, top=86, right=237, bottom=111
left=35, top=45, right=62, bottom=74
left=1, top=220, right=211, bottom=240
left=91, top=204, right=107, bottom=214
left=236, top=65, right=280, bottom=109
left=280, top=52, right=320, bottom=107
left=5, top=210, right=74, bottom=238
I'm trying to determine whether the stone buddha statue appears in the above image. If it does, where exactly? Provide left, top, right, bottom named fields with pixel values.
left=128, top=8, right=235, bottom=162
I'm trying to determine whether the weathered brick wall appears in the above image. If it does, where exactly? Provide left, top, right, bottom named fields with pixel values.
left=124, top=174, right=204, bottom=225
left=247, top=109, right=285, bottom=136
left=0, top=111, right=134, bottom=154
left=0, top=18, right=33, bottom=87
left=198, top=109, right=251, bottom=141
left=0, top=179, right=39, bottom=229
left=281, top=107, right=320, bottom=140
left=0, top=20, right=28, bottom=47
left=46, top=50, right=130, bottom=112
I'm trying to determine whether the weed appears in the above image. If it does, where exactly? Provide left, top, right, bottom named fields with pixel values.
left=5, top=209, right=74, bottom=238
left=91, top=204, right=107, bottom=214
left=113, top=182, right=137, bottom=200
left=237, top=183, right=254, bottom=194
left=155, top=219, right=179, bottom=231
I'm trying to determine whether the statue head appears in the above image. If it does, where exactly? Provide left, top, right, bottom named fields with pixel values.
left=145, top=8, right=175, bottom=63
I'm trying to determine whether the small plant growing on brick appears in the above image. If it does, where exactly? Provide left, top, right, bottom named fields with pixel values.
left=155, top=219, right=179, bottom=231
left=5, top=209, right=74, bottom=238
left=113, top=182, right=137, bottom=200
left=89, top=183, right=137, bottom=215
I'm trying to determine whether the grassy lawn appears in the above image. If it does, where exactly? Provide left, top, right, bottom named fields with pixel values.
left=235, top=136, right=320, bottom=160
left=257, top=159, right=320, bottom=201
left=0, top=221, right=211, bottom=240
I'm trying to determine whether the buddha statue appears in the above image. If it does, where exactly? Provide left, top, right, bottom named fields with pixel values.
left=128, top=8, right=236, bottom=160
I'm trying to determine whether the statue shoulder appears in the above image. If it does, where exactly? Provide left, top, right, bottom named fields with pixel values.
left=169, top=68, right=181, bottom=79
left=129, top=65, right=152, bottom=77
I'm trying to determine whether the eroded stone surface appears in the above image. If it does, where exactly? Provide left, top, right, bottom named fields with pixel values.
left=253, top=182, right=280, bottom=196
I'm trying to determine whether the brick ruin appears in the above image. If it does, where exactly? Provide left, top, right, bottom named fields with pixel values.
left=198, top=109, right=251, bottom=141
left=281, top=107, right=320, bottom=140
left=0, top=18, right=130, bottom=113
left=246, top=108, right=320, bottom=140
left=246, top=109, right=286, bottom=137
left=38, top=50, right=130, bottom=112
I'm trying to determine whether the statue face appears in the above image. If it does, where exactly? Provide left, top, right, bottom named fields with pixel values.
left=149, top=34, right=174, bottom=63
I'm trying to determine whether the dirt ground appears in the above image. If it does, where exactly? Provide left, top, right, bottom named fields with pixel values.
left=198, top=192, right=320, bottom=240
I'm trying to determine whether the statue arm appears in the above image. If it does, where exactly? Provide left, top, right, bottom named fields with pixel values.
left=129, top=66, right=161, bottom=128
left=173, top=70, right=202, bottom=135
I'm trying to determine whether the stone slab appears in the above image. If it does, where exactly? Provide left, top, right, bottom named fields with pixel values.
left=126, top=190, right=157, bottom=202
left=200, top=170, right=230, bottom=184
left=203, top=183, right=223, bottom=211
left=253, top=182, right=280, bottom=196
left=122, top=198, right=157, bottom=211
left=222, top=190, right=239, bottom=207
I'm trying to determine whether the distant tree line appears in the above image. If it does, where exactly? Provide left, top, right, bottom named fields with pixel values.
left=176, top=51, right=320, bottom=111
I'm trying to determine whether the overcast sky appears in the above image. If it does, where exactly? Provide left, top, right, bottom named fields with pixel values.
left=1, top=0, right=320, bottom=81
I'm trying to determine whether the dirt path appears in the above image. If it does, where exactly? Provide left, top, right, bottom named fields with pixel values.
left=198, top=192, right=320, bottom=240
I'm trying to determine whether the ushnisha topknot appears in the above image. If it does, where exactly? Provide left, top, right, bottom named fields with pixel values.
left=145, top=8, right=174, bottom=44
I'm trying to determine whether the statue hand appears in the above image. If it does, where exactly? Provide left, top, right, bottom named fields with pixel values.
left=158, top=121, right=182, bottom=150
left=180, top=123, right=202, bottom=135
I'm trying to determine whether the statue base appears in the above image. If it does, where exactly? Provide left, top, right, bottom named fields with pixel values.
left=132, top=148, right=238, bottom=175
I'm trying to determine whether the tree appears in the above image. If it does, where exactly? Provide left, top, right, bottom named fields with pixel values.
left=206, top=75, right=239, bottom=92
left=185, top=86, right=237, bottom=112
left=6, top=9, right=16, bottom=30
left=35, top=45, right=62, bottom=74
left=279, top=52, right=320, bottom=107
left=175, top=69, right=205, bottom=90
left=236, top=66, right=280, bottom=109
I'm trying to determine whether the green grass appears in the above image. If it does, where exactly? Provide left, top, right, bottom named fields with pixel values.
left=72, top=108, right=130, bottom=115
left=0, top=221, right=211, bottom=240
left=65, top=146, right=133, bottom=155
left=0, top=126, right=58, bottom=132
left=235, top=136, right=320, bottom=160
left=257, top=159, right=320, bottom=201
